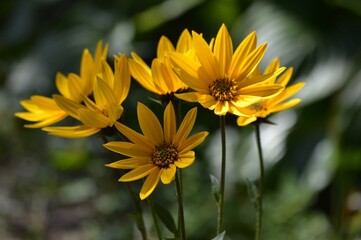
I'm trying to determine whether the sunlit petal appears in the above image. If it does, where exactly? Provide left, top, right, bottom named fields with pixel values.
left=164, top=102, right=176, bottom=144
left=161, top=164, right=176, bottom=184
left=42, top=125, right=100, bottom=138
left=137, top=102, right=164, bottom=145
left=106, top=158, right=150, bottom=169
left=173, top=107, right=197, bottom=146
left=103, top=141, right=152, bottom=158
left=174, top=151, right=195, bottom=168
left=120, top=164, right=158, bottom=182
left=178, top=131, right=209, bottom=153
left=214, top=24, right=233, bottom=74
left=139, top=168, right=161, bottom=200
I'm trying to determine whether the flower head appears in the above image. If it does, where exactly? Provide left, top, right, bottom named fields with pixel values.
left=104, top=102, right=208, bottom=200
left=236, top=58, right=305, bottom=126
left=169, top=24, right=285, bottom=116
left=42, top=54, right=130, bottom=138
left=129, top=29, right=192, bottom=98
left=15, top=40, right=108, bottom=128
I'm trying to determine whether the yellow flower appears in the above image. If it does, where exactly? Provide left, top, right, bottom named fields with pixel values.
left=104, top=102, right=208, bottom=200
left=129, top=29, right=192, bottom=97
left=236, top=58, right=305, bottom=126
left=169, top=24, right=285, bottom=116
left=56, top=40, right=109, bottom=102
left=15, top=40, right=108, bottom=128
left=15, top=96, right=68, bottom=128
left=42, top=54, right=130, bottom=138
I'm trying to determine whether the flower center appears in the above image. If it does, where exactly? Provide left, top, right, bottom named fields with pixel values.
left=209, top=76, right=238, bottom=102
left=151, top=143, right=178, bottom=168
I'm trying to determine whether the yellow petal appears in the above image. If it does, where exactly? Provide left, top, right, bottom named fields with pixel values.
left=129, top=55, right=156, bottom=93
left=161, top=164, right=176, bottom=184
left=157, top=36, right=175, bottom=58
left=275, top=68, right=293, bottom=87
left=239, top=84, right=284, bottom=98
left=192, top=31, right=220, bottom=78
left=78, top=108, right=110, bottom=128
left=173, top=107, right=197, bottom=146
left=175, top=92, right=199, bottom=103
left=151, top=59, right=172, bottom=94
left=174, top=151, right=195, bottom=168
left=42, top=125, right=100, bottom=138
left=67, top=73, right=84, bottom=101
left=176, top=29, right=192, bottom=53
left=107, top=103, right=123, bottom=124
left=53, top=94, right=84, bottom=120
left=114, top=122, right=154, bottom=150
left=229, top=31, right=257, bottom=77
left=198, top=94, right=218, bottom=109
left=105, top=157, right=150, bottom=169
left=168, top=52, right=208, bottom=92
left=114, top=54, right=131, bottom=104
left=214, top=101, right=229, bottom=116
left=100, top=60, right=114, bottom=87
left=237, top=43, right=267, bottom=80
left=137, top=102, right=164, bottom=145
left=19, top=114, right=66, bottom=128
left=214, top=24, right=233, bottom=74
left=103, top=141, right=151, bottom=158
left=93, top=77, right=117, bottom=107
left=178, top=131, right=209, bottom=153
left=268, top=82, right=304, bottom=106
left=264, top=58, right=280, bottom=75
left=139, top=168, right=161, bottom=200
left=239, top=67, right=286, bottom=88
left=231, top=95, right=262, bottom=108
left=237, top=116, right=257, bottom=126
left=120, top=164, right=158, bottom=182
left=55, top=72, right=71, bottom=99
left=269, top=99, right=302, bottom=113
left=164, top=102, right=176, bottom=144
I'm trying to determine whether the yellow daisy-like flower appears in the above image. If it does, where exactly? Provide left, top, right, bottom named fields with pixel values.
left=15, top=40, right=108, bottom=128
left=236, top=58, right=305, bottom=126
left=104, top=102, right=208, bottom=200
left=42, top=54, right=130, bottom=138
left=129, top=29, right=192, bottom=97
left=169, top=24, right=285, bottom=116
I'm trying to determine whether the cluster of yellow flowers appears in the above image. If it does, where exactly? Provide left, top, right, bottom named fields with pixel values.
left=16, top=24, right=303, bottom=200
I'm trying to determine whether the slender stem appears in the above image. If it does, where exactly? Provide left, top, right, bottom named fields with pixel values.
left=101, top=134, right=147, bottom=240
left=217, top=115, right=226, bottom=234
left=254, top=121, right=265, bottom=240
left=175, top=171, right=186, bottom=239
left=148, top=196, right=163, bottom=240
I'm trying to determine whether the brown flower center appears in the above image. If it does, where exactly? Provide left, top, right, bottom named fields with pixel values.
left=151, top=143, right=178, bottom=168
left=209, top=76, right=238, bottom=102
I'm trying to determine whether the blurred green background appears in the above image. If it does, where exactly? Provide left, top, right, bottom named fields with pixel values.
left=1, top=0, right=361, bottom=239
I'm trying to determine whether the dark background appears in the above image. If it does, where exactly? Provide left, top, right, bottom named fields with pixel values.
left=1, top=0, right=361, bottom=239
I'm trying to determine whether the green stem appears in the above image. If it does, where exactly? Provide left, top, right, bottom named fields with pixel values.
left=254, top=121, right=265, bottom=240
left=217, top=115, right=226, bottom=234
left=175, top=171, right=186, bottom=239
left=148, top=196, right=163, bottom=240
left=101, top=134, right=147, bottom=240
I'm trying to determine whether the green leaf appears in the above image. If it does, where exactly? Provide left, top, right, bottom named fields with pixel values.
left=212, top=230, right=226, bottom=240
left=245, top=178, right=258, bottom=209
left=210, top=174, right=220, bottom=205
left=154, top=202, right=177, bottom=234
